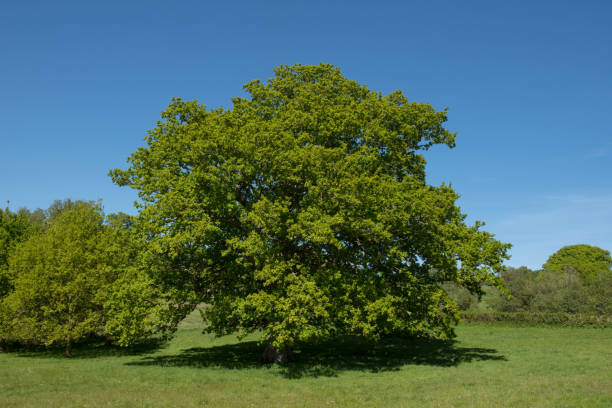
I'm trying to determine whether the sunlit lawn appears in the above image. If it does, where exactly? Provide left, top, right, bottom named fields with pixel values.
left=1, top=311, right=611, bottom=407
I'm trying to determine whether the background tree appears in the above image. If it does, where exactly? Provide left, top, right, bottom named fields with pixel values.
left=454, top=249, right=612, bottom=317
left=0, top=206, right=43, bottom=294
left=542, top=244, right=612, bottom=284
left=111, top=64, right=510, bottom=362
left=0, top=206, right=43, bottom=352
left=4, top=201, right=116, bottom=356
left=440, top=282, right=478, bottom=311
left=584, top=272, right=612, bottom=316
left=493, top=266, right=539, bottom=312
left=531, top=268, right=587, bottom=314
left=2, top=201, right=177, bottom=354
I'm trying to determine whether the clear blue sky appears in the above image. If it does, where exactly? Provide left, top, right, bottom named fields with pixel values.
left=1, top=0, right=611, bottom=269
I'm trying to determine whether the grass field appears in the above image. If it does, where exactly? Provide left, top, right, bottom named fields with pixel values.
left=1, top=311, right=611, bottom=407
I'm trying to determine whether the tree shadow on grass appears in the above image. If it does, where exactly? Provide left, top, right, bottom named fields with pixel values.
left=126, top=335, right=506, bottom=378
left=7, top=336, right=165, bottom=359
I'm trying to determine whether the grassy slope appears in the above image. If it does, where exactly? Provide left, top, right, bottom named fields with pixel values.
left=1, top=312, right=611, bottom=407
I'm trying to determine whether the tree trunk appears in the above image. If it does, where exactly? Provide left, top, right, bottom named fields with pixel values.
left=0, top=339, right=5, bottom=353
left=65, top=339, right=72, bottom=357
left=262, top=344, right=293, bottom=364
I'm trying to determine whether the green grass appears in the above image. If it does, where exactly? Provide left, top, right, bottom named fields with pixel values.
left=1, top=312, right=612, bottom=407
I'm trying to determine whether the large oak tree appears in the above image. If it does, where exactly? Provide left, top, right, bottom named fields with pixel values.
left=111, top=64, right=510, bottom=362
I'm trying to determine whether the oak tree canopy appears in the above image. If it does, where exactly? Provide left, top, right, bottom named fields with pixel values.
left=111, top=64, right=510, bottom=357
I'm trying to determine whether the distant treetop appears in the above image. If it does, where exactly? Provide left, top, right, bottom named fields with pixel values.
left=542, top=244, right=612, bottom=284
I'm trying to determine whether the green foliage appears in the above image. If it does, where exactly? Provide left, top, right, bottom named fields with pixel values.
left=0, top=206, right=44, bottom=347
left=457, top=256, right=612, bottom=323
left=584, top=272, right=612, bottom=316
left=46, top=199, right=94, bottom=221
left=0, top=206, right=43, bottom=297
left=101, top=212, right=197, bottom=347
left=542, top=244, right=612, bottom=284
left=104, top=267, right=193, bottom=347
left=440, top=282, right=478, bottom=311
left=3, top=202, right=113, bottom=351
left=1, top=200, right=184, bottom=352
left=482, top=266, right=540, bottom=313
left=530, top=269, right=587, bottom=314
left=111, top=64, right=510, bottom=348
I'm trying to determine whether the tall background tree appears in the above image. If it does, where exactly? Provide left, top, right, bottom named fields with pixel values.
left=542, top=244, right=612, bottom=284
left=111, top=64, right=510, bottom=362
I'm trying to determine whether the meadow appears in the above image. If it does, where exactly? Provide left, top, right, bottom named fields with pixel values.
left=1, top=311, right=611, bottom=408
